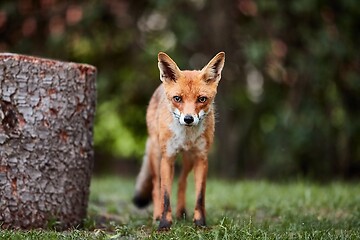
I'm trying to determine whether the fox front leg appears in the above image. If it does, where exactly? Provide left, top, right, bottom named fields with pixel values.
left=158, top=156, right=175, bottom=230
left=193, top=156, right=208, bottom=227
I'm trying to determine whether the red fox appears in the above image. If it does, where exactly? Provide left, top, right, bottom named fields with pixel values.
left=133, top=52, right=225, bottom=230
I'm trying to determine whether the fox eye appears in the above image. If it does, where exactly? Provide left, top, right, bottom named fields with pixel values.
left=173, top=96, right=182, bottom=103
left=198, top=96, right=207, bottom=103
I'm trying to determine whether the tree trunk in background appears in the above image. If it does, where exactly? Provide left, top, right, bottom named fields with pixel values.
left=0, top=54, right=96, bottom=229
left=199, top=0, right=245, bottom=178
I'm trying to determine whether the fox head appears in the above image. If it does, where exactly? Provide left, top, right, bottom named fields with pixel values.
left=158, top=52, right=225, bottom=126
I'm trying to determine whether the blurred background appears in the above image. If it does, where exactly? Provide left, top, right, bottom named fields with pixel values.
left=1, top=0, right=359, bottom=180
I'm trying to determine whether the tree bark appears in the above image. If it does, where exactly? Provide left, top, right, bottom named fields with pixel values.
left=199, top=0, right=245, bottom=178
left=0, top=53, right=96, bottom=229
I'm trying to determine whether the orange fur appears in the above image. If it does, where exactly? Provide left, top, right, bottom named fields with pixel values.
left=133, top=52, right=225, bottom=230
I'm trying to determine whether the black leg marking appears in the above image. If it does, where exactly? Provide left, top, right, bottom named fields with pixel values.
left=163, top=190, right=170, bottom=213
left=196, top=191, right=204, bottom=210
left=158, top=191, right=172, bottom=230
left=194, top=190, right=206, bottom=227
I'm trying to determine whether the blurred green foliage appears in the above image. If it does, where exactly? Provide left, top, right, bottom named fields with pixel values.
left=0, top=0, right=359, bottom=179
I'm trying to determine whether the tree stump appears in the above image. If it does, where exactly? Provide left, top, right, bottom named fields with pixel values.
left=0, top=53, right=96, bottom=229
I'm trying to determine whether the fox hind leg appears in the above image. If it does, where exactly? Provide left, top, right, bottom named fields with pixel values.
left=146, top=139, right=162, bottom=221
left=176, top=151, right=194, bottom=220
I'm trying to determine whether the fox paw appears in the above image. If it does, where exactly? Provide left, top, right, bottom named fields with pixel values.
left=194, top=217, right=206, bottom=228
left=176, top=208, right=187, bottom=220
left=158, top=219, right=172, bottom=231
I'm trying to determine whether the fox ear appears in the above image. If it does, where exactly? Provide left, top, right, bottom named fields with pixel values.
left=158, top=52, right=181, bottom=83
left=202, top=52, right=225, bottom=83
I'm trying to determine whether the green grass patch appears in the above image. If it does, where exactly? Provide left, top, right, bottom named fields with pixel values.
left=1, top=176, right=359, bottom=239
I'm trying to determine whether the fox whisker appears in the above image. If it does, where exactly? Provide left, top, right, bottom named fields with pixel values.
left=172, top=112, right=180, bottom=119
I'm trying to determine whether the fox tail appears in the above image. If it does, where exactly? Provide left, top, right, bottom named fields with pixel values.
left=132, top=140, right=153, bottom=208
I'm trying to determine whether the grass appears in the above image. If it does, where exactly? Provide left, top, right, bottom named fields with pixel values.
left=1, top=176, right=359, bottom=239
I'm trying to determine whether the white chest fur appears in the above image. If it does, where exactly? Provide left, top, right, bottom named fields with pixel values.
left=166, top=120, right=206, bottom=157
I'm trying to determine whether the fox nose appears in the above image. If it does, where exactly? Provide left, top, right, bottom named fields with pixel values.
left=184, top=115, right=194, bottom=124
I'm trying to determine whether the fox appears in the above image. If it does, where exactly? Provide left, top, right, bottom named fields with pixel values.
left=133, top=51, right=225, bottom=230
